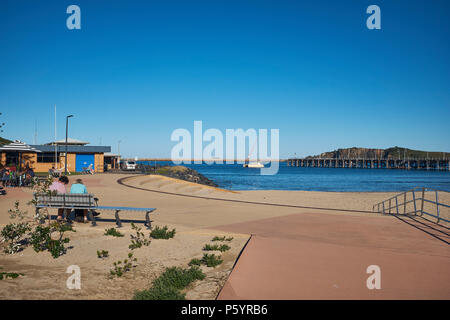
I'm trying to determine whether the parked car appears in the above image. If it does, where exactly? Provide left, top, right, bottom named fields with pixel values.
left=121, top=160, right=136, bottom=171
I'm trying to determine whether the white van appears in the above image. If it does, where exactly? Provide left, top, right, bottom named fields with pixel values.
left=121, top=160, right=136, bottom=171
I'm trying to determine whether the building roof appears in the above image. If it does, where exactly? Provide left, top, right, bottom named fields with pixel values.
left=45, top=138, right=89, bottom=146
left=104, top=152, right=119, bottom=157
left=0, top=140, right=42, bottom=152
left=30, top=145, right=111, bottom=153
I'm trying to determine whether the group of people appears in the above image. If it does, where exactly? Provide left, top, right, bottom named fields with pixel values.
left=1, top=165, right=35, bottom=188
left=49, top=176, right=92, bottom=223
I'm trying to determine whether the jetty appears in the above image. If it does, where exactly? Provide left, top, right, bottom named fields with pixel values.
left=286, top=157, right=450, bottom=170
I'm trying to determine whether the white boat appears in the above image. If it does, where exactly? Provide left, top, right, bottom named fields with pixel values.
left=243, top=161, right=264, bottom=168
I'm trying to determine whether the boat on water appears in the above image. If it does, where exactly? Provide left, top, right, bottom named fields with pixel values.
left=243, top=161, right=265, bottom=168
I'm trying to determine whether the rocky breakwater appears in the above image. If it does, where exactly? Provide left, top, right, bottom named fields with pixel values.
left=154, top=166, right=218, bottom=188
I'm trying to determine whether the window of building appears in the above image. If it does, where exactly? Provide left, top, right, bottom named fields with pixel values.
left=37, top=152, right=59, bottom=163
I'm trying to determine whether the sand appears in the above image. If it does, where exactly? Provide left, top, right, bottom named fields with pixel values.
left=0, top=173, right=449, bottom=299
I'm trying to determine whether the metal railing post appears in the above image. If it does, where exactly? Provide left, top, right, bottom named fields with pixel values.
left=412, top=191, right=417, bottom=215
left=420, top=187, right=425, bottom=216
left=395, top=196, right=399, bottom=215
left=404, top=192, right=406, bottom=214
left=435, top=190, right=440, bottom=223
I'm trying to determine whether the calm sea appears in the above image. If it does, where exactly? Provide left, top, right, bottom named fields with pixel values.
left=137, top=161, right=450, bottom=192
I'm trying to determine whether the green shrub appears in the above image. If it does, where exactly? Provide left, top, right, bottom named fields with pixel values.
left=188, top=258, right=201, bottom=266
left=0, top=272, right=24, bottom=280
left=97, top=250, right=109, bottom=259
left=104, top=228, right=124, bottom=237
left=134, top=285, right=186, bottom=300
left=110, top=252, right=137, bottom=277
left=29, top=222, right=75, bottom=258
left=133, top=266, right=205, bottom=300
left=129, top=223, right=151, bottom=250
left=1, top=222, right=31, bottom=254
left=150, top=225, right=176, bottom=239
left=201, top=253, right=223, bottom=267
left=211, top=236, right=234, bottom=242
left=203, top=243, right=230, bottom=252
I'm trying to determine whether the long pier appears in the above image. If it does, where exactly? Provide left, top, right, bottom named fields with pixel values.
left=286, top=158, right=450, bottom=170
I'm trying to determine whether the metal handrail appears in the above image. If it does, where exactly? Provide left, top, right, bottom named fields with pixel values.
left=372, top=187, right=449, bottom=224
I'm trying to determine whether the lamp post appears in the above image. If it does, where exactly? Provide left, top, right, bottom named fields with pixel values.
left=118, top=140, right=122, bottom=169
left=65, top=115, right=73, bottom=175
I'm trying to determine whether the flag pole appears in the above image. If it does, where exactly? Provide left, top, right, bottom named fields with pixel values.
left=54, top=104, right=57, bottom=169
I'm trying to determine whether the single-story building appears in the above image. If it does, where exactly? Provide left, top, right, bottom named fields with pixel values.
left=0, top=138, right=111, bottom=173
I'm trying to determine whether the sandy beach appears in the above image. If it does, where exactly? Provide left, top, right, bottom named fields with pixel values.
left=0, top=173, right=449, bottom=299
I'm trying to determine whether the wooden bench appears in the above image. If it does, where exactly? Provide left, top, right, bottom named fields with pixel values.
left=33, top=193, right=156, bottom=229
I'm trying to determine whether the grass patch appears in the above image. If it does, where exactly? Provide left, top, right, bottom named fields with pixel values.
left=104, top=228, right=124, bottom=237
left=211, top=236, right=234, bottom=242
left=203, top=243, right=230, bottom=252
left=110, top=252, right=137, bottom=277
left=188, top=254, right=223, bottom=267
left=97, top=250, right=109, bottom=259
left=188, top=258, right=202, bottom=266
left=133, top=266, right=205, bottom=300
left=0, top=272, right=24, bottom=280
left=150, top=225, right=176, bottom=239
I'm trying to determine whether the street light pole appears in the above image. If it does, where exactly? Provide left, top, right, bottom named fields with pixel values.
left=65, top=115, right=73, bottom=175
left=118, top=140, right=122, bottom=169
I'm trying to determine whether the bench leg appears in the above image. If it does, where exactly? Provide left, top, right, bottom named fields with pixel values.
left=63, top=209, right=73, bottom=225
left=88, top=210, right=96, bottom=226
left=145, top=211, right=151, bottom=230
left=115, top=210, right=122, bottom=228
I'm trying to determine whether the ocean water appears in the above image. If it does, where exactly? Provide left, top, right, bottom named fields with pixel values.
left=137, top=161, right=450, bottom=192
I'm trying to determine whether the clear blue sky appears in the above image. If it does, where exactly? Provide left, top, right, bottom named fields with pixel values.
left=0, top=0, right=449, bottom=158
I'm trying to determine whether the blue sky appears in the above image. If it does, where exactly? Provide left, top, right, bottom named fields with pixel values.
left=0, top=0, right=449, bottom=158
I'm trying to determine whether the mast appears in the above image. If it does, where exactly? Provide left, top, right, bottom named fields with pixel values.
left=54, top=105, right=57, bottom=169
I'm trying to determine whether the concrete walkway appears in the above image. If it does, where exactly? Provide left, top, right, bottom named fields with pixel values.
left=215, top=212, right=450, bottom=299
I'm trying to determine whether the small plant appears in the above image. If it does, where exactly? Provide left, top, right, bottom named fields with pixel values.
left=133, top=266, right=205, bottom=300
left=29, top=222, right=75, bottom=258
left=201, top=253, right=223, bottom=267
left=129, top=223, right=151, bottom=250
left=97, top=250, right=109, bottom=259
left=104, top=228, right=124, bottom=237
left=110, top=252, right=137, bottom=277
left=1, top=201, right=31, bottom=254
left=188, top=258, right=201, bottom=266
left=211, top=236, right=233, bottom=242
left=203, top=243, right=230, bottom=252
left=8, top=201, right=28, bottom=220
left=150, top=225, right=176, bottom=239
left=1, top=222, right=31, bottom=254
left=0, top=272, right=24, bottom=280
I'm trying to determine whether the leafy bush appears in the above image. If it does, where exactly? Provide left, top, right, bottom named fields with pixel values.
left=110, top=252, right=137, bottom=277
left=97, top=250, right=109, bottom=259
left=200, top=253, right=223, bottom=267
left=129, top=223, right=151, bottom=250
left=188, top=258, right=201, bottom=266
left=133, top=266, right=205, bottom=300
left=0, top=272, right=24, bottom=280
left=211, top=236, right=233, bottom=242
left=150, top=225, right=176, bottom=239
left=203, top=243, right=230, bottom=252
left=29, top=222, right=75, bottom=258
left=104, top=228, right=124, bottom=237
left=1, top=222, right=31, bottom=254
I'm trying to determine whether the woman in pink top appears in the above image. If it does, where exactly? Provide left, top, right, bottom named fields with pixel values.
left=49, top=176, right=69, bottom=221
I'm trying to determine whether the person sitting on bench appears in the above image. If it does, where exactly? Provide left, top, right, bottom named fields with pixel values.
left=49, top=175, right=69, bottom=221
left=70, top=178, right=89, bottom=223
